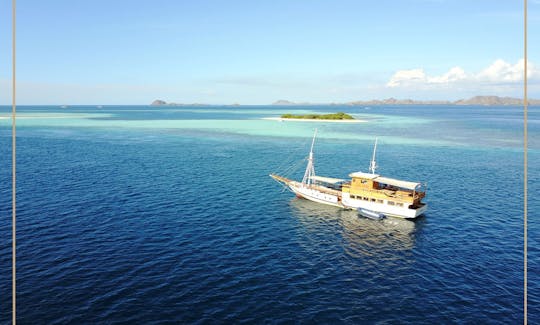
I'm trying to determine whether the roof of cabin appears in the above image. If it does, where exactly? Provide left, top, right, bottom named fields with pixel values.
left=348, top=171, right=420, bottom=190
left=375, top=176, right=420, bottom=190
left=309, top=175, right=346, bottom=184
left=348, top=172, right=379, bottom=179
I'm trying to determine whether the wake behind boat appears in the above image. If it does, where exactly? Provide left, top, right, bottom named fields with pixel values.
left=270, top=131, right=427, bottom=219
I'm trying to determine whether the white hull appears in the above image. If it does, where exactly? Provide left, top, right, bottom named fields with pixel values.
left=289, top=182, right=426, bottom=219
left=343, top=194, right=427, bottom=219
left=289, top=182, right=343, bottom=208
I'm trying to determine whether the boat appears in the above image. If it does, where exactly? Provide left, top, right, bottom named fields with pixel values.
left=358, top=208, right=385, bottom=220
left=270, top=130, right=427, bottom=219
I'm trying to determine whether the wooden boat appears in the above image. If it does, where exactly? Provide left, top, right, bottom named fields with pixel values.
left=270, top=130, right=427, bottom=219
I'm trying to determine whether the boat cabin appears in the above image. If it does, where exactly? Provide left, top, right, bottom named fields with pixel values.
left=342, top=171, right=425, bottom=208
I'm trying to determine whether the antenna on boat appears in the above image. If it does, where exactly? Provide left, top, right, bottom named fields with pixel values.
left=369, top=137, right=378, bottom=174
left=302, top=129, right=317, bottom=185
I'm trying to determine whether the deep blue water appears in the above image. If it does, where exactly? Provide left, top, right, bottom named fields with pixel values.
left=0, top=105, right=538, bottom=323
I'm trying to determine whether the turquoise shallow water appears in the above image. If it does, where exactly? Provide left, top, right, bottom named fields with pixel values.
left=0, top=104, right=538, bottom=323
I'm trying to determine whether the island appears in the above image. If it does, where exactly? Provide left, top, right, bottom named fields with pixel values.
left=263, top=112, right=366, bottom=123
left=151, top=99, right=167, bottom=106
left=281, top=112, right=354, bottom=120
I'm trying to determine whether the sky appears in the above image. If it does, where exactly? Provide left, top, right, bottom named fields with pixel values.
left=0, top=0, right=539, bottom=105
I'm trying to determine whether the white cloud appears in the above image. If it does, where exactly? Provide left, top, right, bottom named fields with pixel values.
left=386, top=69, right=427, bottom=87
left=477, top=58, right=534, bottom=82
left=386, top=59, right=537, bottom=88
left=427, top=66, right=467, bottom=83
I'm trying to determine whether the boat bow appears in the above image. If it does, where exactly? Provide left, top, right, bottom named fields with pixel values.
left=269, top=174, right=292, bottom=185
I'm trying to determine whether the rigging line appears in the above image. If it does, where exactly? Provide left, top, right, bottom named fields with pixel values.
left=269, top=176, right=291, bottom=193
left=272, top=137, right=312, bottom=175
left=281, top=186, right=294, bottom=194
left=273, top=141, right=307, bottom=173
left=273, top=134, right=314, bottom=175
left=281, top=156, right=305, bottom=175
left=281, top=157, right=307, bottom=179
left=275, top=155, right=305, bottom=177
left=273, top=145, right=304, bottom=173
left=273, top=178, right=290, bottom=193
left=12, top=0, right=17, bottom=323
left=524, top=0, right=528, bottom=323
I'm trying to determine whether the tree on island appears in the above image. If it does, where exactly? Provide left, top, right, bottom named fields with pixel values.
left=280, top=112, right=354, bottom=120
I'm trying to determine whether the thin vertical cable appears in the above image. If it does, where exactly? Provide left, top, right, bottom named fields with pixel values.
left=12, top=0, right=17, bottom=323
left=524, top=0, right=528, bottom=324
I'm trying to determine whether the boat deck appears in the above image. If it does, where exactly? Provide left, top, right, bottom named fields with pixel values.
left=308, top=184, right=342, bottom=197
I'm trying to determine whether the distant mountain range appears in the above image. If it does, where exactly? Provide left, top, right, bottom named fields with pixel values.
left=152, top=96, right=539, bottom=107
left=272, top=96, right=540, bottom=106
left=272, top=99, right=313, bottom=106
left=151, top=99, right=243, bottom=107
left=150, top=99, right=209, bottom=106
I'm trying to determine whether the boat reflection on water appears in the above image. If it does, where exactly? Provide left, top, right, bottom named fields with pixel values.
left=289, top=198, right=419, bottom=257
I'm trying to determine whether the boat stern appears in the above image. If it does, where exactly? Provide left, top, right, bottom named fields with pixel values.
left=410, top=203, right=428, bottom=218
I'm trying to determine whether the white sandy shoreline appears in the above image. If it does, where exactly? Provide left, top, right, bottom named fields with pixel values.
left=262, top=117, right=367, bottom=123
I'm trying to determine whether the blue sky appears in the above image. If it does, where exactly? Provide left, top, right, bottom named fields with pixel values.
left=0, top=0, right=539, bottom=104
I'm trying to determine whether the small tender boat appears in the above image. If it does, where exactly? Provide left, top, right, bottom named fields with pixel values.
left=358, top=208, right=385, bottom=220
left=270, top=130, right=428, bottom=219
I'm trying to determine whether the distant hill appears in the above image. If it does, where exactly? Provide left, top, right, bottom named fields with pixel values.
left=271, top=96, right=540, bottom=106
left=346, top=96, right=539, bottom=106
left=453, top=96, right=538, bottom=105
left=345, top=98, right=451, bottom=106
left=150, top=99, right=207, bottom=106
left=153, top=96, right=540, bottom=107
left=151, top=99, right=167, bottom=106
left=272, top=99, right=311, bottom=105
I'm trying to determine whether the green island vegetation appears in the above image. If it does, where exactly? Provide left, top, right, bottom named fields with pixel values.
left=280, top=112, right=354, bottom=120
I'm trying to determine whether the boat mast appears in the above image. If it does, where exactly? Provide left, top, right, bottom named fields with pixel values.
left=302, top=129, right=317, bottom=185
left=369, top=138, right=378, bottom=174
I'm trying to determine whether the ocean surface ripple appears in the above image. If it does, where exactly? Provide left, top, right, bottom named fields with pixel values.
left=0, top=105, right=537, bottom=323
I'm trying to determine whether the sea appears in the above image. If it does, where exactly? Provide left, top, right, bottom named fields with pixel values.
left=0, top=104, right=538, bottom=323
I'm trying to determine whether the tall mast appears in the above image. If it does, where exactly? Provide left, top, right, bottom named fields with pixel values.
left=302, top=129, right=317, bottom=185
left=369, top=137, right=378, bottom=174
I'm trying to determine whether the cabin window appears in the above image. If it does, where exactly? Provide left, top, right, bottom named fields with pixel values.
left=371, top=198, right=376, bottom=202
left=363, top=197, right=369, bottom=201
left=388, top=201, right=395, bottom=206
left=396, top=203, right=404, bottom=207
left=361, top=180, right=367, bottom=184
left=377, top=199, right=383, bottom=203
